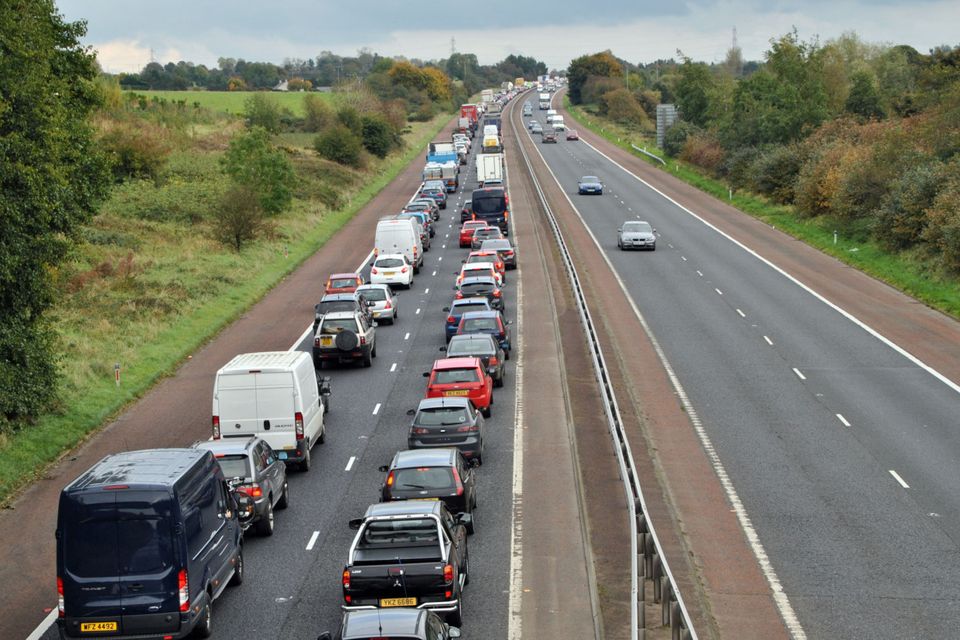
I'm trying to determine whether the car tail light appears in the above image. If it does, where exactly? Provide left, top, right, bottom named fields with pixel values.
left=493, top=289, right=502, bottom=297
left=212, top=416, right=221, bottom=440
left=373, top=248, right=379, bottom=256
left=488, top=356, right=499, bottom=366
left=360, top=334, right=367, bottom=345
left=452, top=469, right=464, bottom=496
left=178, top=569, right=189, bottom=612
left=384, top=301, right=392, bottom=310
left=325, top=280, right=331, bottom=290
left=314, top=337, right=320, bottom=346
left=413, top=246, right=418, bottom=258
left=411, top=427, right=430, bottom=435
left=342, top=569, right=351, bottom=590
left=455, top=292, right=464, bottom=299
left=401, top=267, right=408, bottom=274
left=385, top=471, right=395, bottom=487
left=447, top=315, right=455, bottom=323
left=237, top=483, right=262, bottom=499
left=371, top=267, right=378, bottom=275
left=443, top=564, right=454, bottom=584
left=57, top=577, right=64, bottom=617
left=457, top=423, right=479, bottom=433
left=295, top=412, right=304, bottom=440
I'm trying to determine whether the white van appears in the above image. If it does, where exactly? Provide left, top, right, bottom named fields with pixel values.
left=375, top=216, right=423, bottom=272
left=546, top=109, right=557, bottom=119
left=483, top=124, right=499, bottom=138
left=212, top=351, right=328, bottom=471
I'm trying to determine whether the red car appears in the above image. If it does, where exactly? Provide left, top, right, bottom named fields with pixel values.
left=566, top=130, right=579, bottom=141
left=459, top=221, right=489, bottom=248
left=325, top=272, right=364, bottom=294
left=423, top=357, right=493, bottom=417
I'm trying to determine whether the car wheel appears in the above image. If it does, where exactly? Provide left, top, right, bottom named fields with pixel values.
left=466, top=514, right=475, bottom=536
left=651, top=244, right=656, bottom=251
left=229, top=546, right=244, bottom=586
left=300, top=447, right=311, bottom=472
left=363, top=351, right=372, bottom=368
left=256, top=502, right=274, bottom=536
left=447, top=592, right=464, bottom=627
left=504, top=348, right=510, bottom=361
left=413, top=263, right=420, bottom=274
left=371, top=341, right=377, bottom=358
left=277, top=481, right=289, bottom=509
left=482, top=405, right=491, bottom=418
left=494, top=373, right=503, bottom=388
left=193, top=600, right=212, bottom=638
left=319, top=423, right=326, bottom=444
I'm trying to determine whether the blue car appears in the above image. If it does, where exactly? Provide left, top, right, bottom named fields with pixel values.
left=442, top=297, right=491, bottom=341
left=577, top=175, right=603, bottom=195
left=420, top=187, right=448, bottom=209
left=455, top=310, right=511, bottom=356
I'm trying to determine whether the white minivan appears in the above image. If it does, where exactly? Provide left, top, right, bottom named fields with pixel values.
left=212, top=351, right=329, bottom=471
left=375, top=216, right=423, bottom=273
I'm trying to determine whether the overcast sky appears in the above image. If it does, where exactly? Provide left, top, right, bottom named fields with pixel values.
left=57, top=0, right=958, bottom=74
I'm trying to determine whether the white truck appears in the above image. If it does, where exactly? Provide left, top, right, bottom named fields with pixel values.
left=476, top=153, right=504, bottom=186
left=539, top=92, right=551, bottom=110
left=481, top=89, right=494, bottom=104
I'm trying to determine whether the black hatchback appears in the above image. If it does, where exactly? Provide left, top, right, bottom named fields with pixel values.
left=454, top=276, right=504, bottom=311
left=379, top=448, right=477, bottom=533
left=444, top=333, right=505, bottom=387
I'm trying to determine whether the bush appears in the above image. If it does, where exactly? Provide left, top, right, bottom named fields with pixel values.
left=750, top=144, right=806, bottom=204
left=361, top=115, right=396, bottom=158
left=720, top=146, right=762, bottom=190
left=873, top=162, right=943, bottom=250
left=0, top=320, right=58, bottom=431
left=303, top=94, right=334, bottom=132
left=314, top=125, right=364, bottom=167
left=244, top=93, right=285, bottom=134
left=99, top=123, right=171, bottom=182
left=663, top=121, right=699, bottom=157
left=922, top=164, right=960, bottom=271
left=337, top=106, right=363, bottom=135
left=212, top=185, right=267, bottom=251
left=680, top=132, right=725, bottom=172
left=221, top=127, right=296, bottom=215
left=581, top=76, right=621, bottom=105
left=601, top=88, right=650, bottom=128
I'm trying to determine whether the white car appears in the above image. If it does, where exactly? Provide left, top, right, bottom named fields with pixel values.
left=457, top=262, right=503, bottom=287
left=453, top=135, right=471, bottom=151
left=356, top=283, right=398, bottom=324
left=370, top=253, right=415, bottom=289
left=552, top=121, right=566, bottom=131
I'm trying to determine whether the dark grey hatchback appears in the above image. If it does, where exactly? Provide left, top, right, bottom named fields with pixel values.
left=406, top=397, right=485, bottom=463
left=444, top=333, right=505, bottom=387
left=379, top=448, right=478, bottom=529
left=318, top=608, right=461, bottom=640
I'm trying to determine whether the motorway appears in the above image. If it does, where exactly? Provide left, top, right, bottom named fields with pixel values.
left=520, top=97, right=960, bottom=638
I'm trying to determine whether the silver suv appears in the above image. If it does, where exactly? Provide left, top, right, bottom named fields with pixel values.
left=356, top=283, right=398, bottom=325
left=313, top=310, right=377, bottom=368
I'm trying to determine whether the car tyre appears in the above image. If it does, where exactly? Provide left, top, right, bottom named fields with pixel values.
left=482, top=405, right=491, bottom=418
left=363, top=351, right=372, bottom=368
left=277, top=481, right=289, bottom=509
left=256, top=502, right=274, bottom=536
left=494, top=373, right=503, bottom=388
left=371, top=342, right=377, bottom=358
left=300, top=447, right=311, bottom=472
left=193, top=600, right=212, bottom=638
left=448, top=591, right=464, bottom=627
left=319, top=423, right=326, bottom=444
left=230, top=547, right=244, bottom=586
left=504, top=349, right=510, bottom=361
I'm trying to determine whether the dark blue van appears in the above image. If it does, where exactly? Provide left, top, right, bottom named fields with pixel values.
left=56, top=449, right=243, bottom=639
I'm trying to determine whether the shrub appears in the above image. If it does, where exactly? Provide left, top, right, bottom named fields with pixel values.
left=872, top=162, right=943, bottom=250
left=922, top=164, right=960, bottom=271
left=212, top=185, right=267, bottom=251
left=601, top=88, right=650, bottom=128
left=663, top=121, right=699, bottom=157
left=337, top=106, right=363, bottom=135
left=720, top=145, right=762, bottom=190
left=680, top=132, right=725, bottom=172
left=303, top=94, right=335, bottom=132
left=244, top=93, right=285, bottom=133
left=221, top=126, right=296, bottom=215
left=750, top=144, right=806, bottom=204
left=314, top=125, right=364, bottom=167
left=581, top=76, right=621, bottom=105
left=794, top=142, right=847, bottom=218
left=361, top=115, right=396, bottom=158
left=99, top=122, right=171, bottom=182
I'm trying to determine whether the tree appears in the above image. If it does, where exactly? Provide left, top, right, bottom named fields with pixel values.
left=220, top=127, right=295, bottom=215
left=0, top=0, right=110, bottom=427
left=675, top=60, right=715, bottom=127
left=845, top=71, right=886, bottom=120
left=303, top=94, right=334, bottom=132
left=568, top=51, right=622, bottom=104
left=314, top=125, right=364, bottom=167
left=213, top=185, right=267, bottom=251
left=360, top=115, right=396, bottom=158
left=244, top=93, right=284, bottom=133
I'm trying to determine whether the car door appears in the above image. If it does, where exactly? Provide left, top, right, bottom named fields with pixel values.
left=259, top=441, right=284, bottom=506
left=457, top=455, right=475, bottom=510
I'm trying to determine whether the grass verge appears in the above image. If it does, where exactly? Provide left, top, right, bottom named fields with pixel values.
left=0, top=113, right=450, bottom=505
left=130, top=90, right=336, bottom=116
left=563, top=96, right=960, bottom=319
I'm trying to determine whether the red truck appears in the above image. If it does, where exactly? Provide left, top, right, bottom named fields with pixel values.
left=459, top=104, right=479, bottom=135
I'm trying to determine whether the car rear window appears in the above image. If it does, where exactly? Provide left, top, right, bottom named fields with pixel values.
left=375, top=258, right=404, bottom=268
left=416, top=407, right=470, bottom=426
left=448, top=338, right=496, bottom=357
left=462, top=318, right=499, bottom=332
left=359, top=518, right=439, bottom=547
left=394, top=467, right=456, bottom=490
left=320, top=318, right=358, bottom=333
left=330, top=278, right=356, bottom=288
left=317, top=300, right=355, bottom=315
left=452, top=302, right=488, bottom=315
left=358, top=288, right=386, bottom=301
left=460, top=284, right=492, bottom=296
left=434, top=368, right=480, bottom=384
left=214, top=454, right=249, bottom=480
left=65, top=513, right=173, bottom=577
left=472, top=193, right=506, bottom=214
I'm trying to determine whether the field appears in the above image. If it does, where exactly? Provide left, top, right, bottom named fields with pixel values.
left=128, top=90, right=336, bottom=116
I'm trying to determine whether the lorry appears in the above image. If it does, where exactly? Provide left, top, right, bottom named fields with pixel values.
left=459, top=104, right=479, bottom=131
left=482, top=113, right=501, bottom=133
left=440, top=162, right=459, bottom=192
left=500, top=81, right=513, bottom=92
left=480, top=89, right=494, bottom=104
left=457, top=117, right=471, bottom=135
left=476, top=153, right=504, bottom=186
left=514, top=77, right=525, bottom=89
left=342, top=502, right=471, bottom=626
left=427, top=142, right=458, bottom=166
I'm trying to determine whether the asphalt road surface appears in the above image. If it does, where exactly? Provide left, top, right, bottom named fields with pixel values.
left=37, top=126, right=519, bottom=640
left=522, top=104, right=960, bottom=638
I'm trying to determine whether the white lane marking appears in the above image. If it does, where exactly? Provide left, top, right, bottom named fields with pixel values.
left=792, top=368, right=807, bottom=381
left=837, top=414, right=851, bottom=427
left=697, top=270, right=703, bottom=277
left=306, top=530, right=320, bottom=551
left=525, top=128, right=807, bottom=639
left=736, top=309, right=746, bottom=318
left=345, top=456, right=356, bottom=471
left=438, top=256, right=443, bottom=262
left=415, top=308, right=421, bottom=315
left=288, top=248, right=375, bottom=352
left=432, top=270, right=437, bottom=276
left=668, top=243, right=674, bottom=248
left=764, top=335, right=774, bottom=345
left=889, top=470, right=910, bottom=489
left=424, top=288, right=430, bottom=294
left=715, top=288, right=723, bottom=296
left=507, top=228, right=526, bottom=640
left=576, top=130, right=960, bottom=401
left=404, top=332, right=410, bottom=340
left=442, top=244, right=447, bottom=249
left=390, top=362, right=397, bottom=372
left=681, top=256, right=687, bottom=261
left=24, top=609, right=57, bottom=640
left=372, top=403, right=381, bottom=415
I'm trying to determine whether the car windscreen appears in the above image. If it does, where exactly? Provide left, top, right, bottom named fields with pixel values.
left=358, top=288, right=386, bottom=301
left=64, top=511, right=173, bottom=577
left=215, top=454, right=250, bottom=480
left=472, top=193, right=506, bottom=214
left=415, top=407, right=470, bottom=427
left=462, top=318, right=499, bottom=332
left=582, top=176, right=599, bottom=183
left=434, top=368, right=480, bottom=384
left=320, top=318, right=357, bottom=333
left=623, top=222, right=652, bottom=233
left=394, top=467, right=456, bottom=490
left=358, top=518, right=438, bottom=547
left=375, top=258, right=404, bottom=268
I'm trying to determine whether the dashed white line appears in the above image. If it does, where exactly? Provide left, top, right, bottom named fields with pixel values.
left=681, top=256, right=687, bottom=261
left=763, top=335, right=773, bottom=345
left=432, top=270, right=437, bottom=276
left=792, top=367, right=806, bottom=381
left=390, top=362, right=397, bottom=372
left=415, top=308, right=421, bottom=315
left=442, top=244, right=447, bottom=249
left=889, top=470, right=910, bottom=489
left=372, top=403, right=381, bottom=415
left=305, top=530, right=320, bottom=551
left=438, top=256, right=443, bottom=262
left=837, top=414, right=851, bottom=427
left=404, top=332, right=410, bottom=340
left=736, top=309, right=746, bottom=318
left=715, top=288, right=723, bottom=296
left=696, top=270, right=703, bottom=277
left=424, top=288, right=430, bottom=294
left=345, top=456, right=356, bottom=471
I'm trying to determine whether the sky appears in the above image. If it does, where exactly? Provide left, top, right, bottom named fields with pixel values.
left=56, top=0, right=959, bottom=74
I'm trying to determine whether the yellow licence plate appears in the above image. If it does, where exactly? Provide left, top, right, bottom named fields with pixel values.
left=444, top=390, right=470, bottom=396
left=384, top=270, right=396, bottom=275
left=320, top=336, right=332, bottom=346
left=381, top=597, right=417, bottom=607
left=81, top=622, right=118, bottom=632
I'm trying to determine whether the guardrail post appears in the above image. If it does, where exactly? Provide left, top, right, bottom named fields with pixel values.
left=652, top=553, right=662, bottom=603
left=662, top=579, right=672, bottom=625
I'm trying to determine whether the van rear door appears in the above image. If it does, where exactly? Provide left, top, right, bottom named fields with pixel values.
left=255, top=371, right=297, bottom=454
left=217, top=372, right=260, bottom=438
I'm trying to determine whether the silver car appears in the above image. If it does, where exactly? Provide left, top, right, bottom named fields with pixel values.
left=617, top=220, right=657, bottom=251
left=356, top=283, right=398, bottom=325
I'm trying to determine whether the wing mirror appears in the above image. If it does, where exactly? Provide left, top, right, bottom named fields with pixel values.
left=442, top=306, right=450, bottom=312
left=378, top=464, right=389, bottom=473
left=348, top=518, right=363, bottom=530
left=318, top=633, right=333, bottom=640
left=406, top=409, right=417, bottom=416
left=422, top=372, right=431, bottom=377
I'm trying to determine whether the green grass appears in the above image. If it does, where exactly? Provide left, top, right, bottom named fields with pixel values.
left=0, top=113, right=450, bottom=504
left=563, top=96, right=960, bottom=320
left=130, top=90, right=337, bottom=116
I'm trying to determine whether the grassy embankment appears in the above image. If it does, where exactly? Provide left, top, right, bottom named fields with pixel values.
left=135, top=90, right=335, bottom=116
left=563, top=96, right=960, bottom=319
left=0, top=101, right=448, bottom=505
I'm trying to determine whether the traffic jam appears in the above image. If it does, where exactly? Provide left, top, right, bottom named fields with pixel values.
left=52, top=85, right=526, bottom=640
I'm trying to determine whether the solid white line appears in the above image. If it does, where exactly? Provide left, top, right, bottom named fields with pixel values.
left=372, top=403, right=381, bottom=415
left=837, top=414, right=851, bottom=427
left=305, top=530, right=320, bottom=551
left=404, top=332, right=410, bottom=340
left=345, top=456, right=356, bottom=472
left=715, top=288, right=723, bottom=296
left=793, top=368, right=807, bottom=381
left=390, top=362, right=397, bottom=372
left=736, top=309, right=746, bottom=318
left=24, top=609, right=57, bottom=640
left=889, top=470, right=910, bottom=489
left=764, top=335, right=774, bottom=345
left=507, top=231, right=526, bottom=640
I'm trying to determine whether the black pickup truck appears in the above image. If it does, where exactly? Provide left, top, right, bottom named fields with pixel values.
left=342, top=501, right=472, bottom=626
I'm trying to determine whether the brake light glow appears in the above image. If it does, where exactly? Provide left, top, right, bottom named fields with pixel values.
left=452, top=469, right=464, bottom=496
left=488, top=357, right=499, bottom=366
left=371, top=267, right=378, bottom=275
left=401, top=267, right=408, bottom=274
left=295, top=412, right=304, bottom=440
left=447, top=315, right=455, bottom=323
left=342, top=569, right=351, bottom=590
left=212, top=415, right=221, bottom=440
left=443, top=564, right=454, bottom=584
left=385, top=471, right=395, bottom=487
left=178, top=569, right=189, bottom=612
left=57, top=577, right=64, bottom=617
left=238, top=484, right=262, bottom=499
left=384, top=301, right=392, bottom=310
left=493, top=289, right=502, bottom=297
